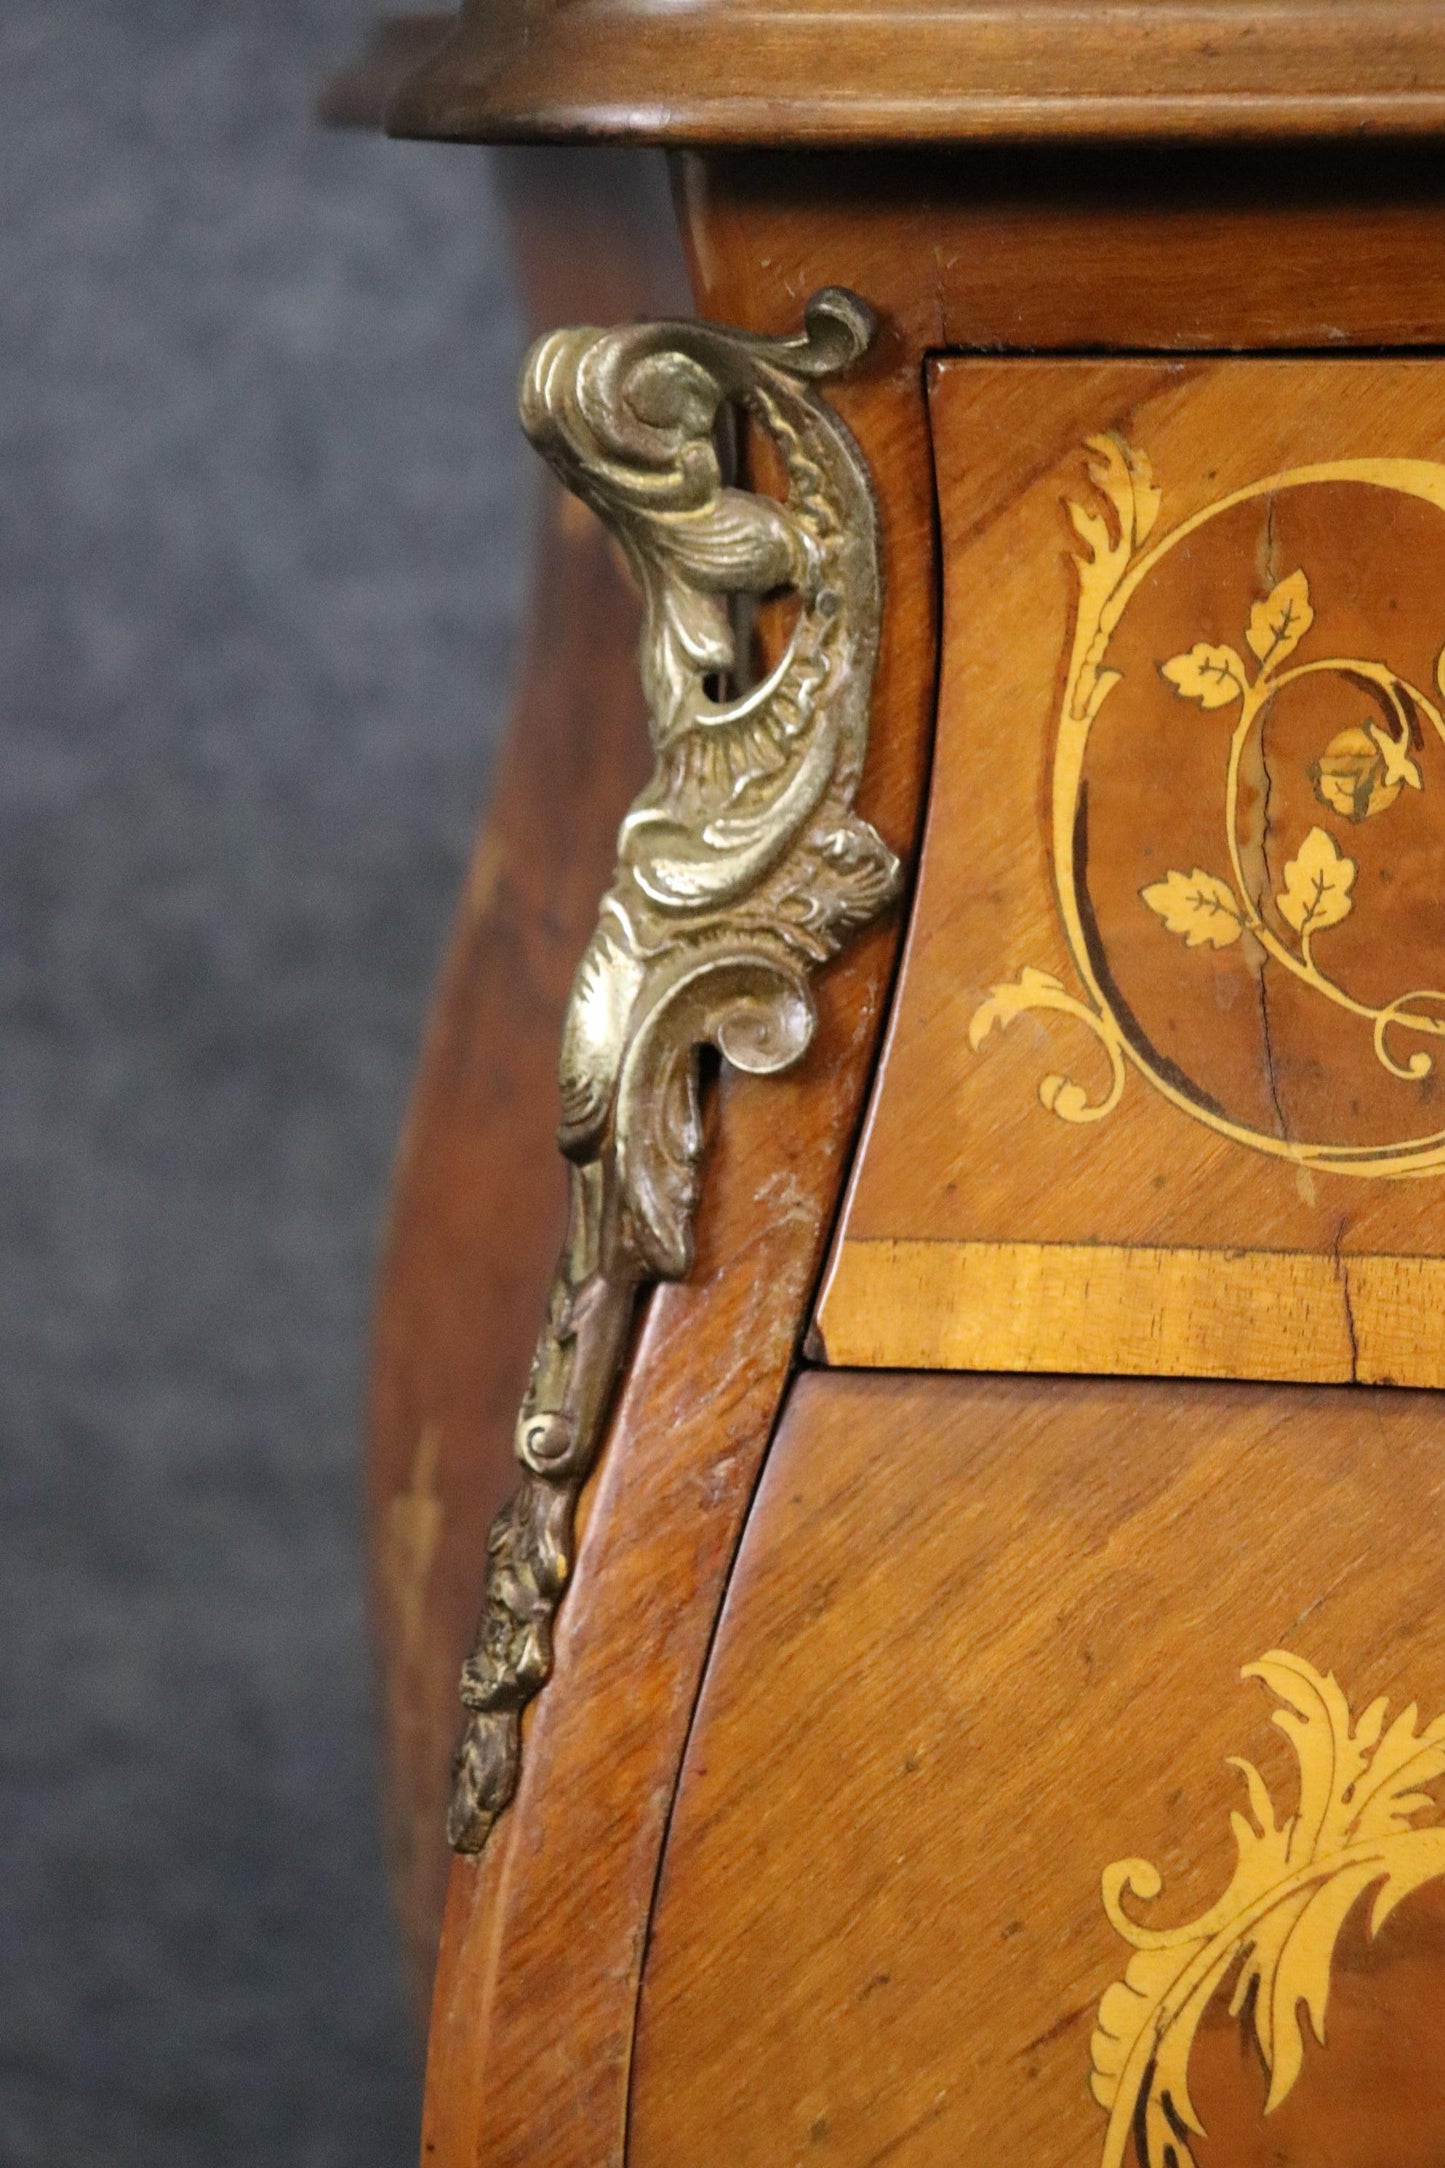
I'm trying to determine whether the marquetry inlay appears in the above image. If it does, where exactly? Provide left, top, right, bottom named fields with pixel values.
left=819, top=358, right=1445, bottom=1385
left=973, top=443, right=1445, bottom=1180
left=1093, top=1651, right=1445, bottom=2168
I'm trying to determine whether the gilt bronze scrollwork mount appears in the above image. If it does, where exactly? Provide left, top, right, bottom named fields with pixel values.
left=446, top=290, right=897, bottom=1855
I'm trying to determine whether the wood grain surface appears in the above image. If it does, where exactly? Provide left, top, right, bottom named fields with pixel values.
left=822, top=1242, right=1445, bottom=1387
left=386, top=151, right=1445, bottom=2157
left=365, top=146, right=685, bottom=2008
left=415, top=181, right=940, bottom=2168
left=629, top=1367, right=1445, bottom=2168
left=371, top=165, right=1445, bottom=2000
left=384, top=0, right=1445, bottom=148
left=677, top=148, right=1445, bottom=356
left=821, top=357, right=1445, bottom=1386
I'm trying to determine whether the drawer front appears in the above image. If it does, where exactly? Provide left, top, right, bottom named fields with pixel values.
left=819, top=357, right=1445, bottom=1386
left=629, top=1369, right=1445, bottom=2168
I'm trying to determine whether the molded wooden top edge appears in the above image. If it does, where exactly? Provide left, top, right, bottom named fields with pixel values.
left=387, top=2, right=1445, bottom=147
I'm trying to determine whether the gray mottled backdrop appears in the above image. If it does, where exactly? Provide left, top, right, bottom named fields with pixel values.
left=0, top=5, right=527, bottom=2161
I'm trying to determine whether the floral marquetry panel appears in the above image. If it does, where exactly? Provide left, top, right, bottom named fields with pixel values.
left=818, top=358, right=1445, bottom=1384
left=628, top=1371, right=1445, bottom=2168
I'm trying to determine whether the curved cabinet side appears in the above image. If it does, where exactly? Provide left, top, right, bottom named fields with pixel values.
left=367, top=146, right=685, bottom=2012
left=417, top=170, right=941, bottom=2168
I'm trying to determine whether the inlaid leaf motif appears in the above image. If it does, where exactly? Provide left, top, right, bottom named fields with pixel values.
left=1369, top=722, right=1425, bottom=796
left=1160, top=643, right=1247, bottom=710
left=1140, top=868, right=1244, bottom=948
left=1068, top=438, right=1159, bottom=726
left=1247, top=568, right=1314, bottom=672
left=967, top=968, right=1128, bottom=1122
left=1091, top=1653, right=1445, bottom=2168
left=989, top=433, right=1445, bottom=1171
left=1276, top=826, right=1356, bottom=939
left=966, top=967, right=1066, bottom=1050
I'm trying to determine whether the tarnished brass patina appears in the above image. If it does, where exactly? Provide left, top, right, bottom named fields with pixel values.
left=447, top=289, right=898, bottom=1854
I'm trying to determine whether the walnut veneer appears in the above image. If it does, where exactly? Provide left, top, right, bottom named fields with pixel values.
left=327, top=11, right=1445, bottom=2165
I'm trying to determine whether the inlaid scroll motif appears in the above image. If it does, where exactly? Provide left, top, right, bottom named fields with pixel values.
left=1091, top=1654, right=1445, bottom=2168
left=446, top=290, right=898, bottom=1856
left=970, top=442, right=1445, bottom=1177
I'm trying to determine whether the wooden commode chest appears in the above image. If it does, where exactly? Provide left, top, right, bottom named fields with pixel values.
left=329, top=9, right=1445, bottom=2162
